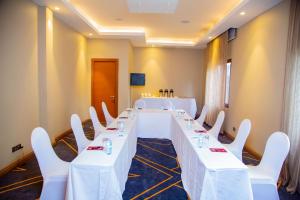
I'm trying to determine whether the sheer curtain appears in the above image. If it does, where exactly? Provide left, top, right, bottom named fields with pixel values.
left=282, top=0, right=300, bottom=193
left=205, top=33, right=228, bottom=126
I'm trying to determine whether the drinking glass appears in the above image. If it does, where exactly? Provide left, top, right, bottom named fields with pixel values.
left=117, top=120, right=125, bottom=136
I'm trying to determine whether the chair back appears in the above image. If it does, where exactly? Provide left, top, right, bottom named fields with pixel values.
left=71, top=114, right=90, bottom=153
left=259, top=132, right=290, bottom=182
left=231, top=119, right=251, bottom=160
left=197, top=105, right=208, bottom=126
left=209, top=111, right=225, bottom=139
left=31, top=127, right=63, bottom=177
left=89, top=106, right=105, bottom=138
left=134, top=99, right=146, bottom=109
left=102, top=101, right=115, bottom=125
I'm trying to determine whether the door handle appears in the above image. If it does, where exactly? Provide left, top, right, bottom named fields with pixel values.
left=109, top=96, right=116, bottom=103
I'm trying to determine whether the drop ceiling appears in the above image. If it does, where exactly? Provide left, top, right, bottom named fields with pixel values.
left=33, top=0, right=283, bottom=48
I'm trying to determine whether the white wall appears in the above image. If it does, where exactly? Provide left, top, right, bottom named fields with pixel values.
left=223, top=0, right=290, bottom=155
left=131, top=47, right=205, bottom=110
left=0, top=0, right=90, bottom=170
left=0, top=0, right=39, bottom=170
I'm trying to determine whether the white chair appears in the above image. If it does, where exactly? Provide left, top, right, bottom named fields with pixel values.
left=162, top=100, right=175, bottom=110
left=134, top=99, right=146, bottom=109
left=89, top=106, right=106, bottom=138
left=71, top=114, right=91, bottom=153
left=196, top=105, right=208, bottom=126
left=223, top=119, right=251, bottom=161
left=208, top=110, right=225, bottom=139
left=31, top=127, right=69, bottom=200
left=102, top=101, right=115, bottom=126
left=248, top=132, right=290, bottom=200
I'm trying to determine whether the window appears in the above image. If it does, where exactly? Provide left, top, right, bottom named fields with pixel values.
left=224, top=59, right=232, bottom=107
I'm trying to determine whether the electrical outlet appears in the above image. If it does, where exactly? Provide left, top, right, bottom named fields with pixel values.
left=233, top=127, right=236, bottom=132
left=12, top=144, right=23, bottom=153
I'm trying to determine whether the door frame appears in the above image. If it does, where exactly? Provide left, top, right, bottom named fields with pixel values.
left=91, top=58, right=119, bottom=116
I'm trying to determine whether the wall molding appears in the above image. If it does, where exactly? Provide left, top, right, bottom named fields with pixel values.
left=0, top=119, right=90, bottom=177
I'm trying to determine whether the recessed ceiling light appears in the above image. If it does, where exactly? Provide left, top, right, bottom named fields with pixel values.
left=115, top=18, right=123, bottom=21
left=88, top=33, right=93, bottom=36
left=209, top=36, right=212, bottom=39
left=54, top=7, right=60, bottom=11
left=240, top=11, right=246, bottom=16
left=181, top=20, right=190, bottom=24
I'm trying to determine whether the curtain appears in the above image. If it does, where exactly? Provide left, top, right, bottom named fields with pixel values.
left=282, top=0, right=300, bottom=193
left=204, top=33, right=228, bottom=126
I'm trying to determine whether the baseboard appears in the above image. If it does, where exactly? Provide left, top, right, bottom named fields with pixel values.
left=0, top=119, right=90, bottom=177
left=224, top=131, right=262, bottom=160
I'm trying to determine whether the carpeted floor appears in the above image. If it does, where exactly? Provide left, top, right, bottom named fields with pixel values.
left=0, top=120, right=299, bottom=200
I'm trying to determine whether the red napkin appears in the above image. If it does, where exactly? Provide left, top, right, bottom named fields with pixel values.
left=194, top=130, right=207, bottom=133
left=106, top=128, right=118, bottom=131
left=119, top=116, right=128, bottom=119
left=210, top=148, right=227, bottom=153
left=87, top=146, right=104, bottom=150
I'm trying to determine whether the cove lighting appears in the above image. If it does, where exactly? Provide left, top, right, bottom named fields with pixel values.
left=146, top=39, right=196, bottom=46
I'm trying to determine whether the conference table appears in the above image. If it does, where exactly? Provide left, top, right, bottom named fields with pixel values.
left=139, top=97, right=197, bottom=118
left=66, top=109, right=253, bottom=200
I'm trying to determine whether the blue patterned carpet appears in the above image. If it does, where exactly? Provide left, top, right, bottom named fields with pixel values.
left=0, top=120, right=299, bottom=200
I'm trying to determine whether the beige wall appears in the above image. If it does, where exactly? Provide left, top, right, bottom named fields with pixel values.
left=0, top=1, right=90, bottom=170
left=87, top=39, right=132, bottom=113
left=224, top=0, right=290, bottom=155
left=0, top=0, right=39, bottom=170
left=131, top=47, right=205, bottom=110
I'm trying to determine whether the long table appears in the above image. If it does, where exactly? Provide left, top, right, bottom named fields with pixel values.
left=140, top=97, right=197, bottom=118
left=66, top=109, right=253, bottom=200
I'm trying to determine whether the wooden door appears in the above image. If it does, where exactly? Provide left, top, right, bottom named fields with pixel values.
left=91, top=59, right=118, bottom=122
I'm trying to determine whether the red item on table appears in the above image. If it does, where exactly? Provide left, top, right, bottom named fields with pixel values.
left=209, top=148, right=227, bottom=153
left=106, top=128, right=118, bottom=130
left=194, top=130, right=207, bottom=133
left=87, top=146, right=104, bottom=150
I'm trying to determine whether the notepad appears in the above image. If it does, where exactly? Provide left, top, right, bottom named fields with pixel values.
left=209, top=148, right=227, bottom=153
left=87, top=146, right=104, bottom=150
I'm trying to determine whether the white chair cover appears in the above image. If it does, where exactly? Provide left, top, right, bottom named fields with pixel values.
left=223, top=119, right=251, bottom=161
left=71, top=114, right=91, bottom=153
left=208, top=110, right=225, bottom=139
left=31, top=127, right=69, bottom=200
left=89, top=106, right=105, bottom=138
left=162, top=100, right=175, bottom=110
left=196, top=104, right=208, bottom=125
left=248, top=132, right=290, bottom=200
left=102, top=101, right=115, bottom=126
left=134, top=99, right=146, bottom=109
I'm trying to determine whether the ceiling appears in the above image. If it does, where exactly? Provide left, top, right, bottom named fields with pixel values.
left=33, top=0, right=283, bottom=48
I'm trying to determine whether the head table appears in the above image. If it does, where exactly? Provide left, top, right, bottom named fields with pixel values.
left=66, top=109, right=253, bottom=200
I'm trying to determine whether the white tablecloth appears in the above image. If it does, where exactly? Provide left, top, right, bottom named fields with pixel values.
left=170, top=112, right=253, bottom=200
left=66, top=109, right=253, bottom=200
left=140, top=97, right=197, bottom=118
left=66, top=112, right=137, bottom=200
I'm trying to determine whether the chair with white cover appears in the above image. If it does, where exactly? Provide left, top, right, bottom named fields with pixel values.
left=134, top=99, right=146, bottom=109
left=196, top=105, right=208, bottom=126
left=162, top=100, right=175, bottom=110
left=31, top=127, right=69, bottom=200
left=71, top=114, right=91, bottom=153
left=89, top=106, right=106, bottom=138
left=208, top=111, right=225, bottom=139
left=102, top=101, right=115, bottom=126
left=223, top=119, right=251, bottom=161
left=248, top=132, right=290, bottom=200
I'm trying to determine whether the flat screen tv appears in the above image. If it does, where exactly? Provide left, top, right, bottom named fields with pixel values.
left=130, top=73, right=145, bottom=86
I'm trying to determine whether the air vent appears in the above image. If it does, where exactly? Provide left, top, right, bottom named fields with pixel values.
left=127, top=0, right=179, bottom=13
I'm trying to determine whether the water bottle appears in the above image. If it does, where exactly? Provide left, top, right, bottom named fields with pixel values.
left=106, top=139, right=112, bottom=155
left=197, top=135, right=204, bottom=148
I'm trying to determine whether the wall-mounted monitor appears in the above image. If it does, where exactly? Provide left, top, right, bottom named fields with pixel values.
left=130, top=73, right=145, bottom=86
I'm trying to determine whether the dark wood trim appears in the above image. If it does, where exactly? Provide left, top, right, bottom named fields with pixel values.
left=223, top=131, right=262, bottom=160
left=0, top=119, right=89, bottom=177
left=91, top=58, right=119, bottom=115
